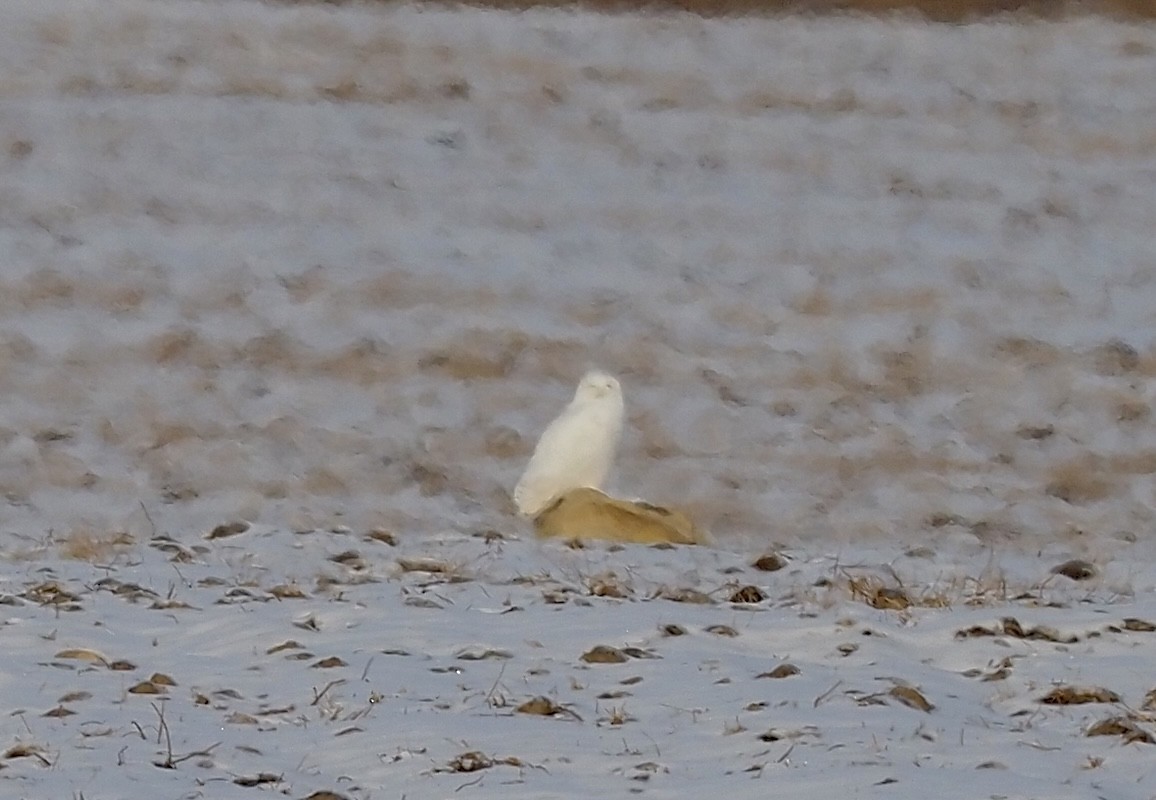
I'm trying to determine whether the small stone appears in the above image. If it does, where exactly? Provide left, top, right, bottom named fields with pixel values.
left=534, top=488, right=700, bottom=545
left=1052, top=560, right=1097, bottom=581
left=751, top=553, right=786, bottom=572
left=729, top=585, right=767, bottom=603
left=581, top=645, right=628, bottom=664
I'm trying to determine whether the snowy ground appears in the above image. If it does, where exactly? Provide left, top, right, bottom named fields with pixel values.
left=2, top=0, right=1156, bottom=797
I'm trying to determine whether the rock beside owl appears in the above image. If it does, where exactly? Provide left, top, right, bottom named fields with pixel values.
left=513, top=370, right=624, bottom=518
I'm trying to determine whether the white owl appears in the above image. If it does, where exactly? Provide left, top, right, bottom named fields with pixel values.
left=513, top=370, right=625, bottom=518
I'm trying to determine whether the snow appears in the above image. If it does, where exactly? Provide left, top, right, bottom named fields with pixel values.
left=2, top=0, right=1156, bottom=797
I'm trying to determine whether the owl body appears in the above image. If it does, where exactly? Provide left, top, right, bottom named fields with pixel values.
left=514, top=371, right=624, bottom=518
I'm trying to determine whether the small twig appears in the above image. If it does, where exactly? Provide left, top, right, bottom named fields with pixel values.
left=658, top=704, right=704, bottom=722
left=640, top=729, right=661, bottom=758
left=14, top=711, right=32, bottom=735
left=139, top=501, right=157, bottom=538
left=311, top=679, right=345, bottom=707
left=169, top=742, right=220, bottom=766
left=484, top=663, right=507, bottom=708
left=455, top=774, right=485, bottom=792
left=149, top=699, right=220, bottom=770
left=813, top=680, right=843, bottom=708
left=360, top=656, right=374, bottom=682
left=152, top=702, right=172, bottom=764
left=1019, top=740, right=1062, bottom=752
left=169, top=561, right=189, bottom=589
left=777, top=743, right=796, bottom=763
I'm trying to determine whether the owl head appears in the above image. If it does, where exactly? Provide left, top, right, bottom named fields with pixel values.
left=575, top=370, right=621, bottom=402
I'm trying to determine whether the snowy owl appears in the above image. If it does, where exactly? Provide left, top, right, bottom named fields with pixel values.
left=513, top=370, right=625, bottom=518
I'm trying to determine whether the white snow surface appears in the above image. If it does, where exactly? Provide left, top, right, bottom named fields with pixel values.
left=2, top=0, right=1156, bottom=797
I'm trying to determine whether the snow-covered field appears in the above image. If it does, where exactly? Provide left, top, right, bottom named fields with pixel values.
left=2, top=1, right=1156, bottom=797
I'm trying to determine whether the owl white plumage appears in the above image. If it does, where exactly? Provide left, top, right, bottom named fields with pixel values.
left=513, top=370, right=625, bottom=518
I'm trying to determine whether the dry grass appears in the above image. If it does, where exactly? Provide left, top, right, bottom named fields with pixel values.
left=1107, top=451, right=1156, bottom=475
left=874, top=340, right=935, bottom=402
left=418, top=329, right=528, bottom=380
left=791, top=286, right=833, bottom=317
left=992, top=336, right=1064, bottom=369
left=58, top=527, right=135, bottom=562
left=856, top=288, right=940, bottom=316
left=1044, top=456, right=1115, bottom=505
left=315, top=339, right=403, bottom=385
left=793, top=446, right=983, bottom=480
left=845, top=572, right=951, bottom=610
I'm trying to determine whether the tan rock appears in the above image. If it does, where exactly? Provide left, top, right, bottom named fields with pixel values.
left=532, top=487, right=700, bottom=545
